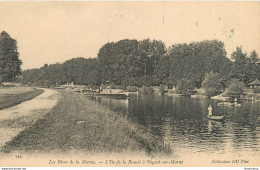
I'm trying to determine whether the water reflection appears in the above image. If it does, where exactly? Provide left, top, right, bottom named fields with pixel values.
left=88, top=95, right=260, bottom=158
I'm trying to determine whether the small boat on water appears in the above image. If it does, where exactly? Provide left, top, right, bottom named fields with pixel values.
left=207, top=105, right=225, bottom=121
left=207, top=115, right=225, bottom=121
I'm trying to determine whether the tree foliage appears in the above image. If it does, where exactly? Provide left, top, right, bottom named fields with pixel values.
left=154, top=55, right=169, bottom=85
left=229, top=47, right=260, bottom=85
left=0, top=31, right=22, bottom=83
left=20, top=38, right=259, bottom=91
left=226, top=79, right=245, bottom=98
left=97, top=39, right=166, bottom=86
left=176, top=78, right=195, bottom=95
left=168, top=40, right=231, bottom=88
left=201, top=71, right=223, bottom=96
left=22, top=58, right=99, bottom=87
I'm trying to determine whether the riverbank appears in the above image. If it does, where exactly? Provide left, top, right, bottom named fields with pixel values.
left=1, top=89, right=170, bottom=156
left=0, top=86, right=44, bottom=110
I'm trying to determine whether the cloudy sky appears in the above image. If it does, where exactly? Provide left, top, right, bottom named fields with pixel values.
left=0, top=2, right=259, bottom=70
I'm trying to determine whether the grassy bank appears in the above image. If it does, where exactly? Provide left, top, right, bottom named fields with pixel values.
left=0, top=87, right=44, bottom=110
left=2, top=90, right=170, bottom=156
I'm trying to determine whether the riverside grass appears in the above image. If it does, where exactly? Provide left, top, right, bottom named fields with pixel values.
left=2, top=90, right=171, bottom=156
left=0, top=88, right=44, bottom=110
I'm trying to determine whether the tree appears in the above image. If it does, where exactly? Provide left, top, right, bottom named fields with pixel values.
left=247, top=50, right=260, bottom=82
left=201, top=71, right=223, bottom=96
left=0, top=31, right=22, bottom=83
left=226, top=79, right=245, bottom=98
left=97, top=42, right=114, bottom=85
left=19, top=38, right=258, bottom=90
left=21, top=58, right=100, bottom=87
left=168, top=43, right=191, bottom=86
left=154, top=55, right=169, bottom=85
left=229, top=48, right=260, bottom=85
left=229, top=47, right=249, bottom=83
left=168, top=40, right=231, bottom=88
left=137, top=39, right=166, bottom=85
left=96, top=39, right=166, bottom=86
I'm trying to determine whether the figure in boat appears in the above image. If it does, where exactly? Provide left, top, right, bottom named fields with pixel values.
left=208, top=105, right=213, bottom=116
left=207, top=105, right=225, bottom=121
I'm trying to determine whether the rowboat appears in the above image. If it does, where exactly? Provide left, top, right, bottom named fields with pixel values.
left=207, top=115, right=225, bottom=121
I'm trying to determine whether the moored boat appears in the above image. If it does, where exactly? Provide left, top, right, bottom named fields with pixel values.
left=191, top=94, right=207, bottom=99
left=217, top=102, right=234, bottom=106
left=95, top=93, right=128, bottom=99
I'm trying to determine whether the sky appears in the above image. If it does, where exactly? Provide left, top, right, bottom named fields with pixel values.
left=0, top=1, right=259, bottom=70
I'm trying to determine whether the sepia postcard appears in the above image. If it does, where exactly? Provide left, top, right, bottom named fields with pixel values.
left=0, top=1, right=260, bottom=168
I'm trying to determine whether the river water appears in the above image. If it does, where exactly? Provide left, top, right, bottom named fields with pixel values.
left=89, top=95, right=260, bottom=158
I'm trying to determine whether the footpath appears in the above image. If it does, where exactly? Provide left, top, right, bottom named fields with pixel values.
left=0, top=89, right=59, bottom=148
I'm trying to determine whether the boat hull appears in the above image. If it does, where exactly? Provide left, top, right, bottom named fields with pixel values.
left=207, top=115, right=225, bottom=121
left=217, top=102, right=234, bottom=106
left=95, top=93, right=128, bottom=99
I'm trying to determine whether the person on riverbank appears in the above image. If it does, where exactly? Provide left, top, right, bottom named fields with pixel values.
left=208, top=105, right=212, bottom=116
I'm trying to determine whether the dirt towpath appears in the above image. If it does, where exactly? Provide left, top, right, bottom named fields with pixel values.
left=0, top=88, right=59, bottom=148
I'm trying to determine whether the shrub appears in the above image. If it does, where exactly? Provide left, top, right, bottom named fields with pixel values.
left=226, top=79, right=245, bottom=98
left=140, top=86, right=154, bottom=95
left=159, top=84, right=167, bottom=95
left=176, top=78, right=195, bottom=95
left=147, top=86, right=154, bottom=94
left=201, top=71, right=223, bottom=97
left=140, top=86, right=147, bottom=95
left=126, top=86, right=138, bottom=92
left=121, top=84, right=127, bottom=90
left=110, top=83, right=117, bottom=89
